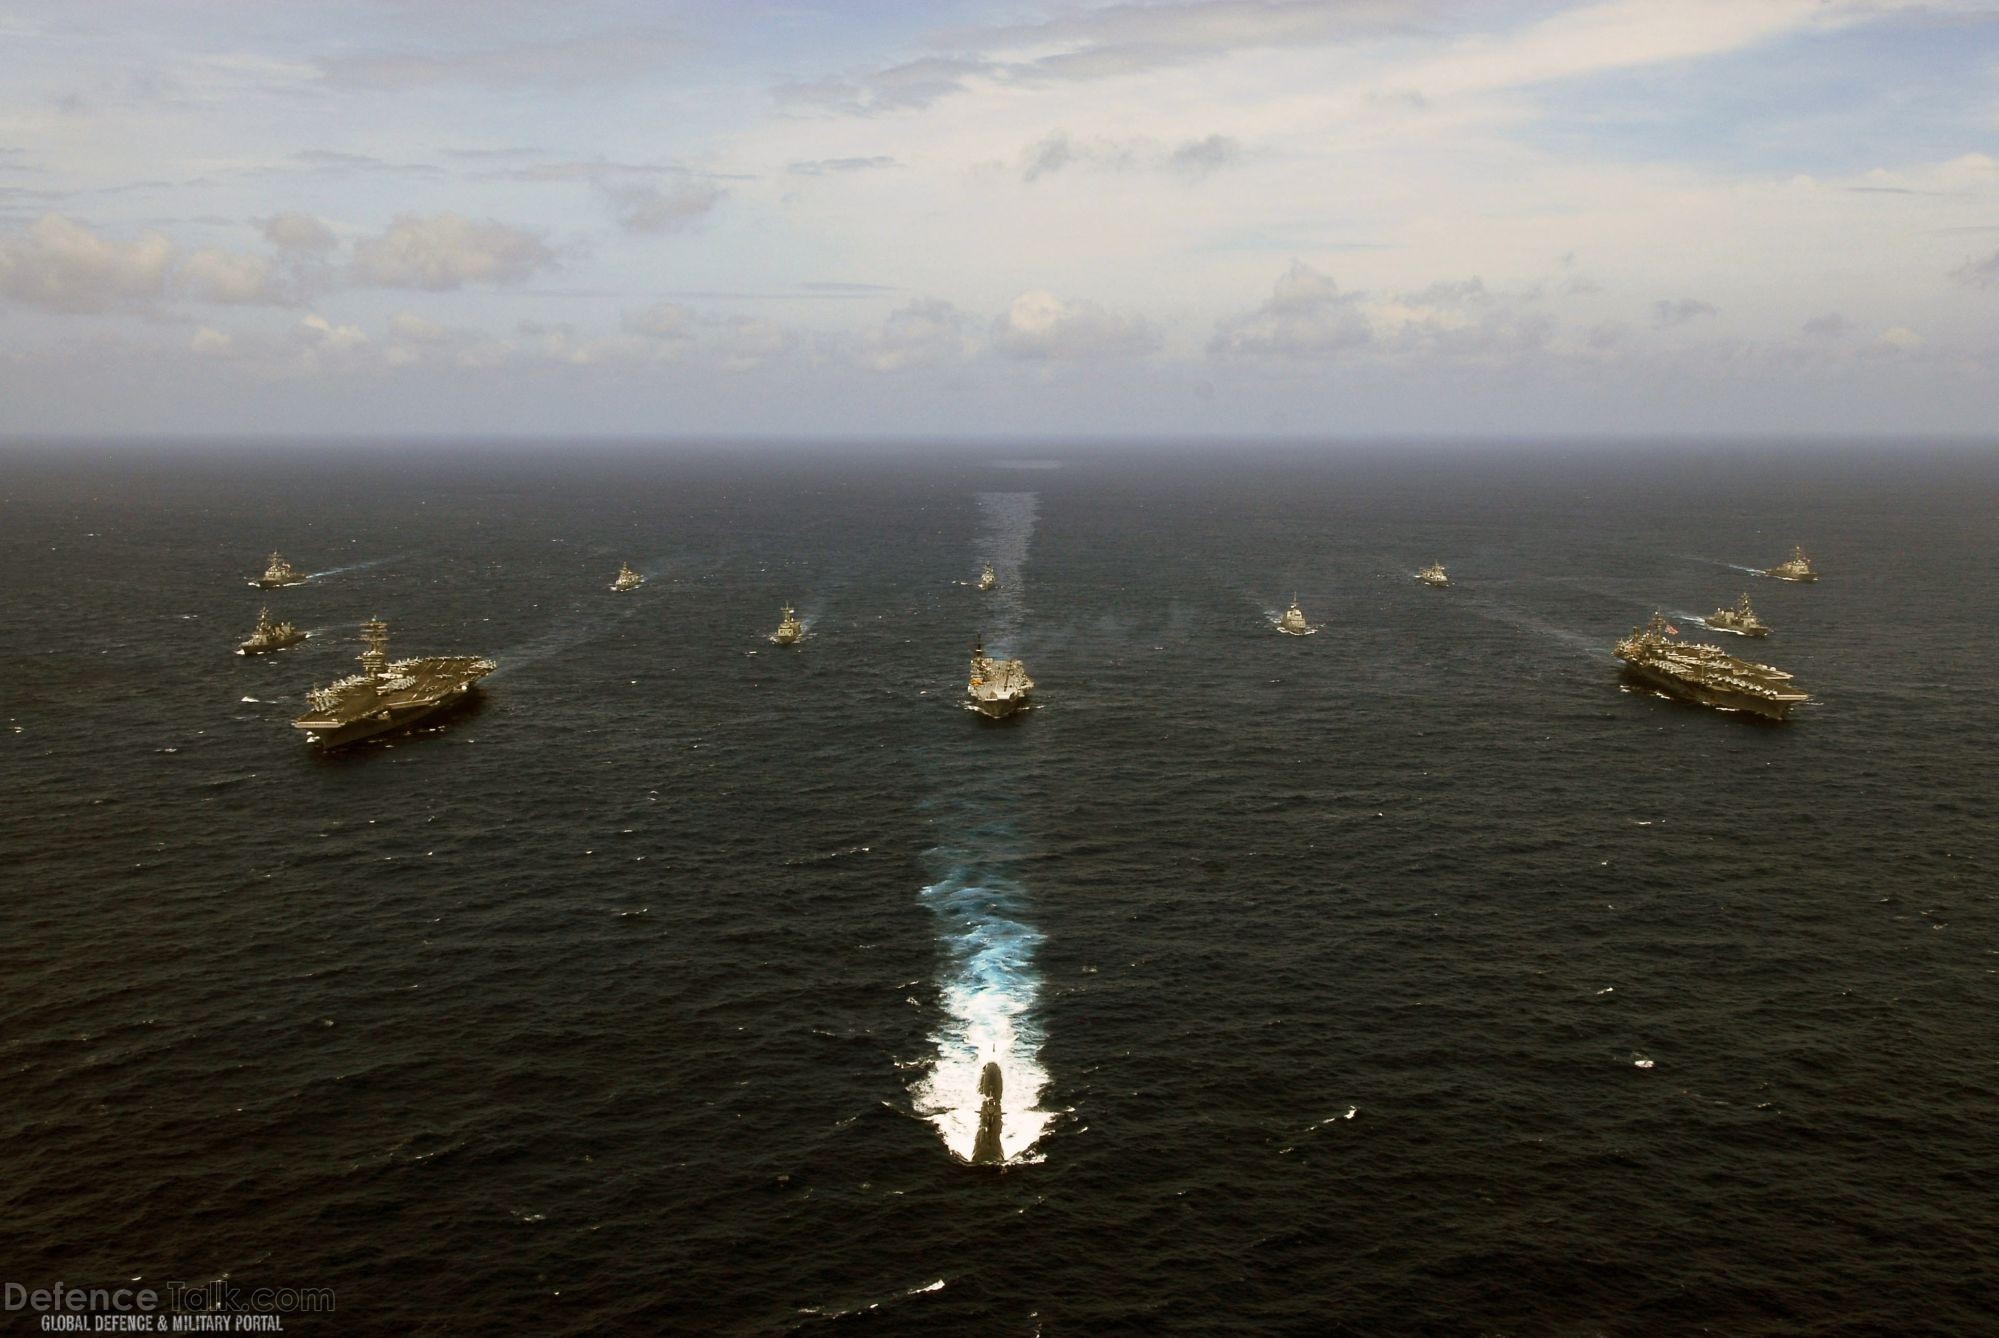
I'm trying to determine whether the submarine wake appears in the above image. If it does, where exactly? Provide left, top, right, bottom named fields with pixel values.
left=909, top=489, right=1051, bottom=1166
left=910, top=838, right=1052, bottom=1165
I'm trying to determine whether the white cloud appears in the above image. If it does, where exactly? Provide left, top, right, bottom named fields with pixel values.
left=319, top=32, right=687, bottom=91
left=996, top=289, right=1156, bottom=360
left=718, top=316, right=794, bottom=373
left=600, top=182, right=725, bottom=235
left=176, top=248, right=286, bottom=304
left=1211, top=261, right=1371, bottom=357
left=259, top=212, right=338, bottom=253
left=1871, top=324, right=1923, bottom=352
left=860, top=298, right=977, bottom=371
left=297, top=312, right=366, bottom=351
left=0, top=213, right=174, bottom=313
left=350, top=213, right=555, bottom=290
left=189, top=326, right=234, bottom=356
left=388, top=312, right=449, bottom=344
left=622, top=303, right=697, bottom=344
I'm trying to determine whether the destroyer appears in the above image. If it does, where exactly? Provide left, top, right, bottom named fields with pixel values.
left=292, top=618, right=495, bottom=748
left=238, top=608, right=307, bottom=655
left=1613, top=612, right=1807, bottom=720
left=771, top=604, right=804, bottom=645
left=966, top=635, right=1033, bottom=718
left=252, top=551, right=308, bottom=588
left=610, top=562, right=644, bottom=593
left=1276, top=596, right=1316, bottom=636
left=1705, top=592, right=1770, bottom=637
left=977, top=564, right=998, bottom=592
left=1416, top=562, right=1450, bottom=588
left=1766, top=546, right=1817, bottom=582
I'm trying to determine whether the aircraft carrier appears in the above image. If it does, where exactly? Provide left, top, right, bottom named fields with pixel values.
left=966, top=636, right=1033, bottom=718
left=292, top=618, right=495, bottom=748
left=1614, top=613, right=1807, bottom=720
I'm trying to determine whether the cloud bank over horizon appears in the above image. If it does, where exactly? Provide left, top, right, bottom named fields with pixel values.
left=2, top=0, right=1997, bottom=438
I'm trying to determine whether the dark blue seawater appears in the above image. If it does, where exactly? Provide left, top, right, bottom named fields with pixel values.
left=2, top=441, right=1994, bottom=1335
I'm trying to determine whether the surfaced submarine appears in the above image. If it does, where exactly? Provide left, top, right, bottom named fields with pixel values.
left=970, top=1061, right=1005, bottom=1166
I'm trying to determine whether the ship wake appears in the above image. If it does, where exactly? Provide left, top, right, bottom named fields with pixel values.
left=910, top=837, right=1053, bottom=1166
left=311, top=554, right=404, bottom=578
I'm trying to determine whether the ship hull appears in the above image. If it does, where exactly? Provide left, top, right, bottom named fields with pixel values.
left=1619, top=662, right=1795, bottom=721
left=968, top=693, right=1030, bottom=719
left=251, top=577, right=308, bottom=589
left=294, top=685, right=481, bottom=748
left=1705, top=622, right=1768, bottom=638
left=1766, top=570, right=1815, bottom=583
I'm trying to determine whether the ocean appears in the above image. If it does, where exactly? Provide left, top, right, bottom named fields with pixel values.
left=1, top=440, right=1993, bottom=1335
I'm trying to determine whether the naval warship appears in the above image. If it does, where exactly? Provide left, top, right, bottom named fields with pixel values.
left=966, top=636, right=1033, bottom=718
left=238, top=608, right=307, bottom=655
left=252, top=551, right=309, bottom=588
left=1416, top=562, right=1450, bottom=588
left=1705, top=592, right=1770, bottom=637
left=970, top=1061, right=1006, bottom=1166
left=770, top=605, right=804, bottom=645
left=977, top=564, right=997, bottom=592
left=292, top=618, right=495, bottom=748
left=1276, top=596, right=1316, bottom=635
left=610, top=562, right=644, bottom=592
left=1614, top=612, right=1807, bottom=720
left=1766, top=546, right=1817, bottom=582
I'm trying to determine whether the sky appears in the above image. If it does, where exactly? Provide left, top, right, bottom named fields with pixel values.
left=2, top=0, right=1997, bottom=439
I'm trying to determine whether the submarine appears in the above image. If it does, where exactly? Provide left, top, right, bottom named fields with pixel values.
left=970, top=1061, right=1006, bottom=1166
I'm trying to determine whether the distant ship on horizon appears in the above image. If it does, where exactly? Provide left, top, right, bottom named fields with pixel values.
left=610, top=562, right=644, bottom=592
left=1416, top=562, right=1450, bottom=587
left=977, top=564, right=997, bottom=592
left=1276, top=596, right=1316, bottom=635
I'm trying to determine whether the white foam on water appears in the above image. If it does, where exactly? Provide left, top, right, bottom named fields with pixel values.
left=911, top=861, right=1053, bottom=1163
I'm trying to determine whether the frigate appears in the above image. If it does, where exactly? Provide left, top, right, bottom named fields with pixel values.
left=1614, top=612, right=1807, bottom=720
left=1705, top=592, right=1770, bottom=637
left=966, top=635, right=1033, bottom=718
left=610, top=562, right=644, bottom=593
left=1416, top=562, right=1450, bottom=587
left=252, top=551, right=308, bottom=588
left=292, top=618, right=495, bottom=748
left=771, top=605, right=804, bottom=645
left=1766, top=546, right=1817, bottom=582
left=977, top=564, right=998, bottom=592
left=237, top=607, right=307, bottom=655
left=1276, top=596, right=1316, bottom=636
